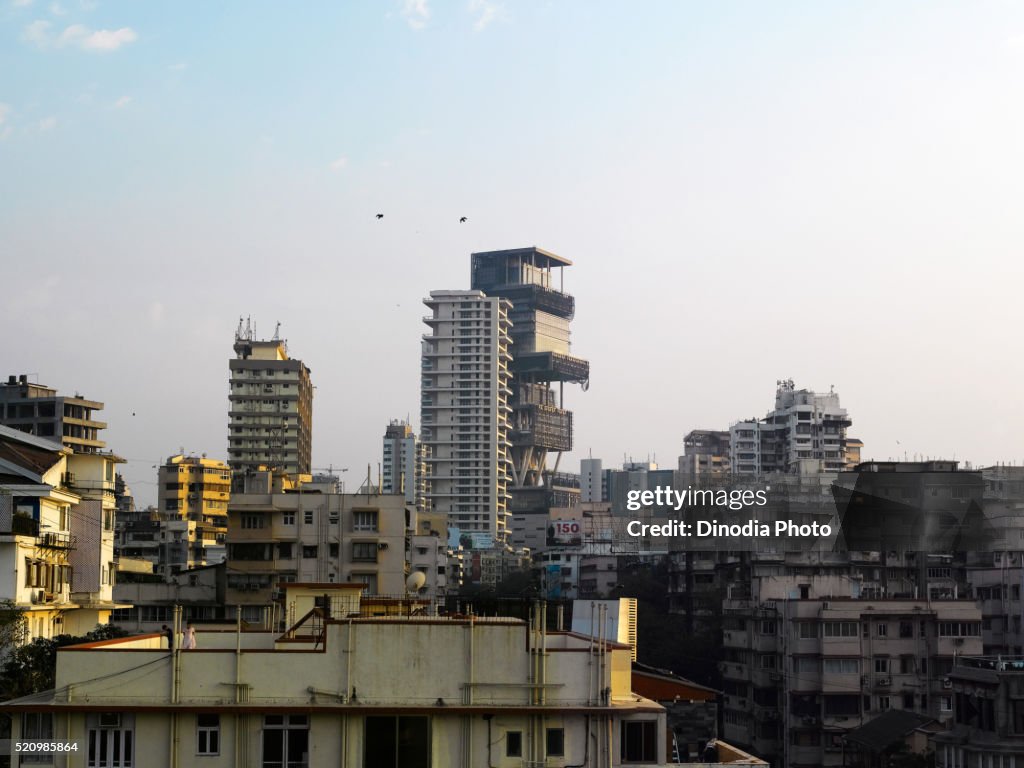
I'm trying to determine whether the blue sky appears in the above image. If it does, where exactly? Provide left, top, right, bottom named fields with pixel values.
left=3, top=1, right=1024, bottom=505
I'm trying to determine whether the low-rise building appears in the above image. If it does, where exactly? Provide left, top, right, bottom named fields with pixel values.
left=3, top=594, right=671, bottom=767
left=0, top=426, right=124, bottom=643
left=226, top=469, right=410, bottom=610
left=930, top=654, right=1024, bottom=766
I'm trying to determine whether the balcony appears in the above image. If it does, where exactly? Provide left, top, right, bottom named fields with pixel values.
left=511, top=351, right=589, bottom=383
left=511, top=405, right=572, bottom=451
left=37, top=531, right=75, bottom=550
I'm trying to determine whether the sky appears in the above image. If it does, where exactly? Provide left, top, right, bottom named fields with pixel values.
left=3, top=1, right=1024, bottom=508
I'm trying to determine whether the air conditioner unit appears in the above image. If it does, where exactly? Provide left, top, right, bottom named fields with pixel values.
left=942, top=679, right=953, bottom=689
left=877, top=677, right=892, bottom=687
left=98, top=713, right=121, bottom=728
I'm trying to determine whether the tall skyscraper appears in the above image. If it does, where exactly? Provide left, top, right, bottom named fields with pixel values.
left=227, top=320, right=313, bottom=480
left=420, top=290, right=513, bottom=542
left=470, top=247, right=589, bottom=516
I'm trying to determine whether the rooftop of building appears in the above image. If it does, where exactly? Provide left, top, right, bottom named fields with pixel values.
left=844, top=709, right=938, bottom=753
left=0, top=376, right=104, bottom=409
left=471, top=246, right=572, bottom=268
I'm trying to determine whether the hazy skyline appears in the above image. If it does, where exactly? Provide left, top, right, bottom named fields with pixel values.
left=3, top=1, right=1024, bottom=508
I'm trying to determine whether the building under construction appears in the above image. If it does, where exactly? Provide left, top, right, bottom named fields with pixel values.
left=471, top=247, right=589, bottom=515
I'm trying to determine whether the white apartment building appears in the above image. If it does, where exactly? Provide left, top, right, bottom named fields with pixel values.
left=0, top=426, right=123, bottom=643
left=730, top=379, right=853, bottom=476
left=421, top=290, right=513, bottom=542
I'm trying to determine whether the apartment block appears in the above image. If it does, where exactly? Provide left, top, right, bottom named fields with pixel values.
left=730, top=380, right=855, bottom=476
left=678, top=430, right=731, bottom=479
left=719, top=574, right=982, bottom=767
left=930, top=654, right=1024, bottom=766
left=225, top=469, right=410, bottom=608
left=421, top=290, right=513, bottom=542
left=228, top=320, right=313, bottom=479
left=0, top=375, right=107, bottom=453
left=0, top=426, right=123, bottom=643
left=381, top=419, right=428, bottom=515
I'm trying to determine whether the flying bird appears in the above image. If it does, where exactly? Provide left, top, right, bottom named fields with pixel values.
left=460, top=217, right=467, bottom=223
left=376, top=213, right=384, bottom=220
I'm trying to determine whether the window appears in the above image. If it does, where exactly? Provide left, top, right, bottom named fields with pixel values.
left=877, top=623, right=888, bottom=637
left=941, top=696, right=952, bottom=712
left=354, top=510, right=379, bottom=531
left=364, top=716, right=429, bottom=768
left=278, top=543, right=292, bottom=559
left=792, top=657, right=816, bottom=674
left=282, top=512, right=295, bottom=526
left=878, top=696, right=891, bottom=711
left=760, top=620, right=776, bottom=635
left=301, top=546, right=317, bottom=559
left=874, top=658, right=890, bottom=674
left=242, top=514, right=264, bottom=529
left=823, top=695, right=859, bottom=716
left=352, top=542, right=377, bottom=562
left=938, top=622, right=982, bottom=637
left=303, top=510, right=313, bottom=525
left=546, top=728, right=565, bottom=757
left=262, top=714, right=308, bottom=768
left=21, top=713, right=53, bottom=764
left=87, top=713, right=134, bottom=768
left=506, top=731, right=522, bottom=757
left=900, top=622, right=913, bottom=638
left=799, top=622, right=818, bottom=639
left=824, top=622, right=858, bottom=637
left=197, top=714, right=219, bottom=756
left=621, top=720, right=656, bottom=762
left=824, top=658, right=859, bottom=674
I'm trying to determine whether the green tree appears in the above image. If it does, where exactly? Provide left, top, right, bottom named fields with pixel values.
left=0, top=599, right=27, bottom=657
left=0, top=624, right=131, bottom=701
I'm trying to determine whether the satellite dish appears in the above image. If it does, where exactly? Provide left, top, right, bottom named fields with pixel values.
left=406, top=571, right=427, bottom=593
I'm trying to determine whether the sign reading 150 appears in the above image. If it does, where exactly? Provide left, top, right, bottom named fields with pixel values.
left=554, top=522, right=581, bottom=535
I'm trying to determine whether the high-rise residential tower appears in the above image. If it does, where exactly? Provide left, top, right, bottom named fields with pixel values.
left=730, top=379, right=853, bottom=476
left=381, top=419, right=428, bottom=514
left=227, top=320, right=313, bottom=480
left=470, top=247, right=589, bottom=516
left=420, top=290, right=513, bottom=542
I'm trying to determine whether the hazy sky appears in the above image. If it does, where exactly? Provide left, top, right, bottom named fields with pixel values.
left=3, top=1, right=1024, bottom=508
